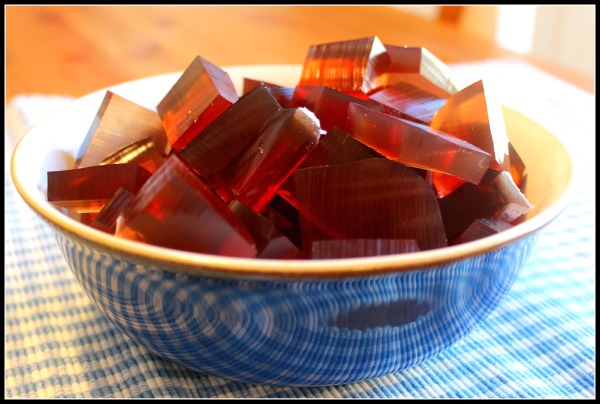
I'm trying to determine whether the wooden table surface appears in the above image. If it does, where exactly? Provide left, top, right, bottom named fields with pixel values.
left=6, top=5, right=594, bottom=103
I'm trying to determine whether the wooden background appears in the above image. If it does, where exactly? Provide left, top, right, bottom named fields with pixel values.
left=6, top=5, right=594, bottom=102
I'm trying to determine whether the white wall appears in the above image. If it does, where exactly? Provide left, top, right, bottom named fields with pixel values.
left=392, top=5, right=595, bottom=78
left=530, top=5, right=595, bottom=78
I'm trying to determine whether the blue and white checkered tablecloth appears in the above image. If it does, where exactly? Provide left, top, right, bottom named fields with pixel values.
left=5, top=61, right=596, bottom=398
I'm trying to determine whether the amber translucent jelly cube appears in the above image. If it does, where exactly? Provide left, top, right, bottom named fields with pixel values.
left=346, top=103, right=491, bottom=184
left=298, top=36, right=390, bottom=94
left=291, top=85, right=385, bottom=132
left=293, top=158, right=447, bottom=252
left=90, top=188, right=135, bottom=234
left=177, top=83, right=282, bottom=196
left=376, top=45, right=459, bottom=96
left=115, top=155, right=257, bottom=258
left=157, top=55, right=238, bottom=151
left=437, top=170, right=533, bottom=240
left=229, top=201, right=303, bottom=259
left=311, top=239, right=420, bottom=259
left=369, top=80, right=450, bottom=125
left=430, top=80, right=510, bottom=172
left=75, top=91, right=169, bottom=168
left=220, top=107, right=321, bottom=212
left=99, top=137, right=166, bottom=174
left=278, top=126, right=380, bottom=207
left=47, top=164, right=152, bottom=213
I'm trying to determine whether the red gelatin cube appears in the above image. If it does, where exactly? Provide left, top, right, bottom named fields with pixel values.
left=298, top=36, right=390, bottom=94
left=99, top=137, right=166, bottom=174
left=293, top=158, right=447, bottom=251
left=278, top=125, right=380, bottom=207
left=75, top=91, right=169, bottom=168
left=229, top=201, right=303, bottom=259
left=346, top=103, right=492, bottom=184
left=437, top=170, right=533, bottom=239
left=311, top=239, right=420, bottom=259
left=429, top=80, right=510, bottom=172
left=177, top=83, right=282, bottom=197
left=291, top=85, right=385, bottom=132
left=368, top=80, right=449, bottom=125
left=90, top=188, right=136, bottom=234
left=47, top=164, right=152, bottom=212
left=376, top=45, right=459, bottom=96
left=298, top=125, right=380, bottom=169
left=157, top=56, right=239, bottom=151
left=115, top=155, right=257, bottom=258
left=220, top=107, right=321, bottom=212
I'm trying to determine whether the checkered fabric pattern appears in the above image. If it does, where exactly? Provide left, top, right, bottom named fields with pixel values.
left=5, top=67, right=595, bottom=397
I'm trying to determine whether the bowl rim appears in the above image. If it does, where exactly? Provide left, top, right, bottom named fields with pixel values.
left=10, top=65, right=576, bottom=279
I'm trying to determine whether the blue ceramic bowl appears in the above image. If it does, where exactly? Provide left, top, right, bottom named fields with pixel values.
left=10, top=66, right=574, bottom=386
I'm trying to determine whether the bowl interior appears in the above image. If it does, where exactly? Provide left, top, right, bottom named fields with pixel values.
left=10, top=65, right=574, bottom=277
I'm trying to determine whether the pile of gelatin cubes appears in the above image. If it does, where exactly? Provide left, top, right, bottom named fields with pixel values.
left=47, top=36, right=532, bottom=259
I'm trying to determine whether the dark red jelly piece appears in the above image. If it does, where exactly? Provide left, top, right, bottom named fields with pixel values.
left=346, top=103, right=492, bottom=184
left=262, top=194, right=303, bottom=250
left=291, top=85, right=385, bottom=132
left=89, top=188, right=136, bottom=234
left=157, top=56, right=239, bottom=151
left=437, top=170, right=533, bottom=240
left=278, top=125, right=380, bottom=207
left=75, top=91, right=169, bottom=168
left=220, top=107, right=321, bottom=212
left=311, top=238, right=420, bottom=259
left=229, top=201, right=303, bottom=259
left=293, top=158, right=447, bottom=252
left=47, top=164, right=152, bottom=212
left=115, top=155, right=257, bottom=257
left=177, top=83, right=282, bottom=196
